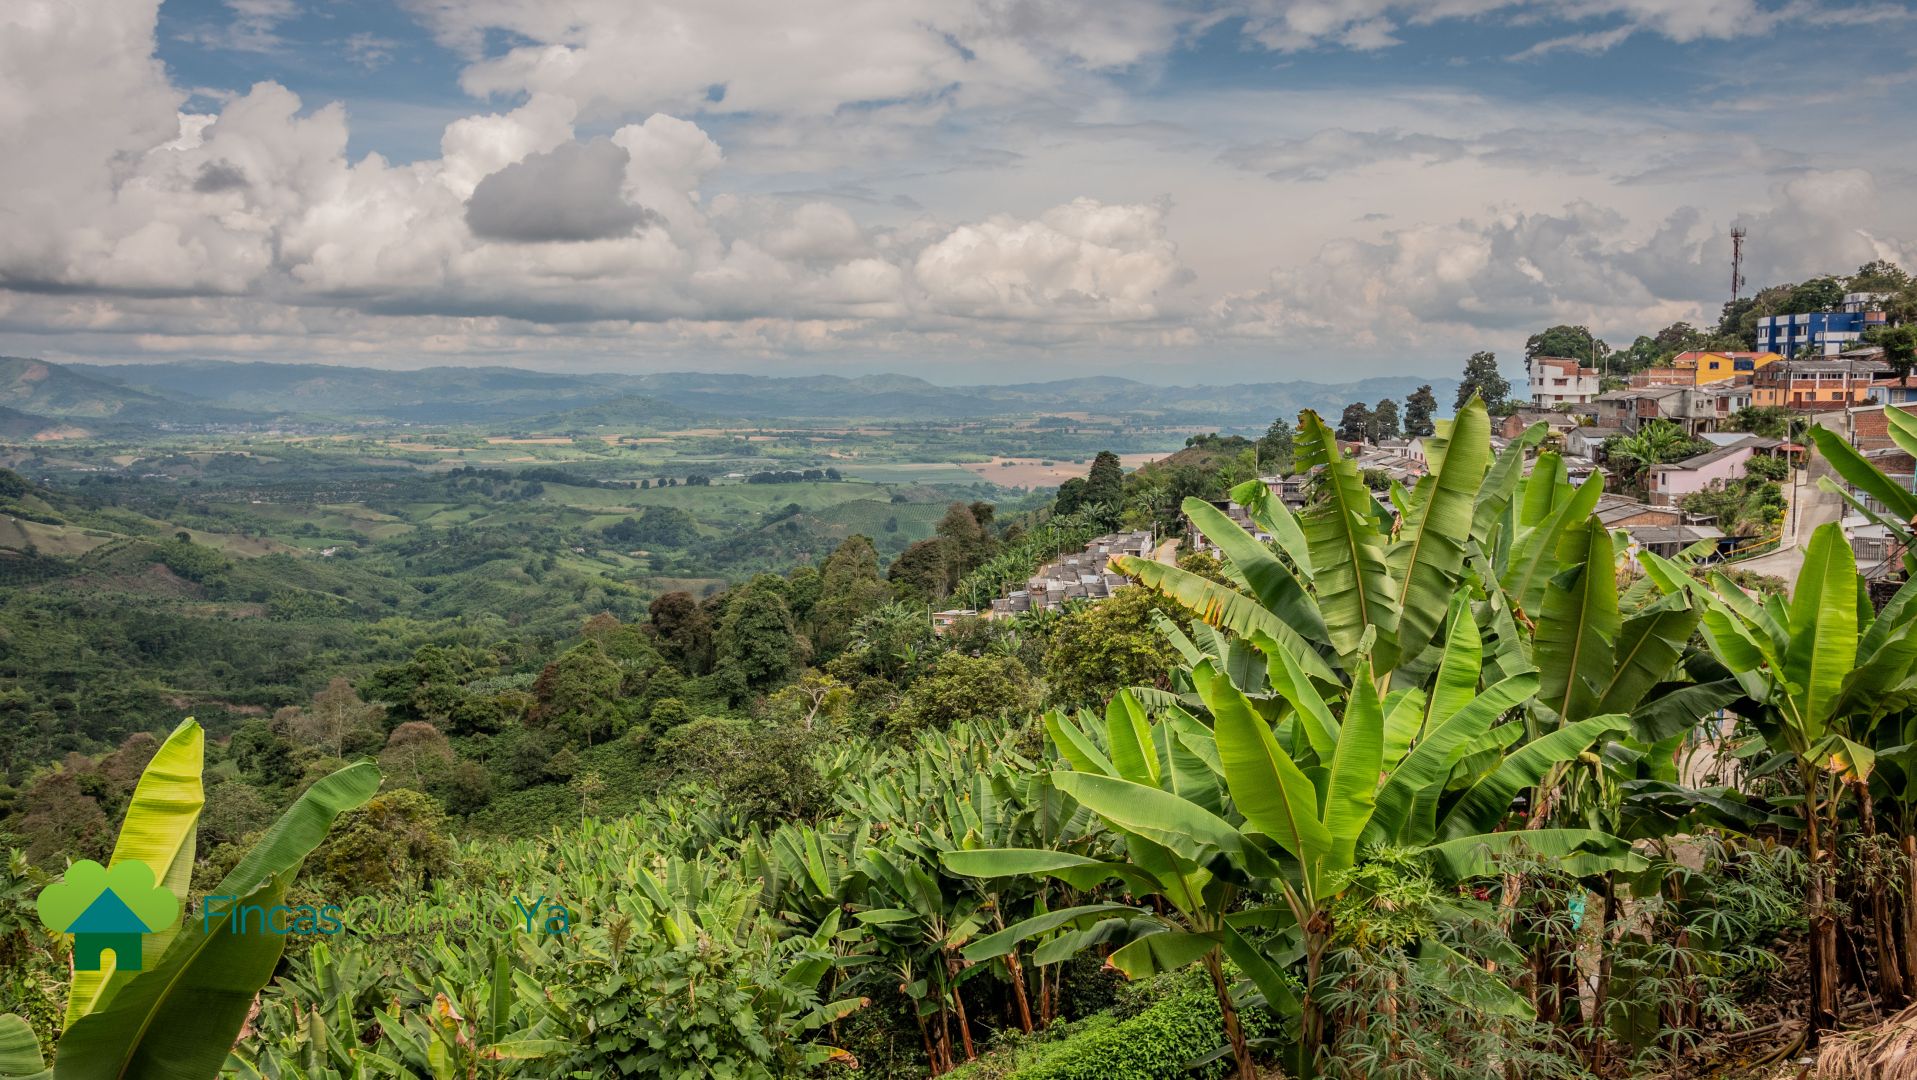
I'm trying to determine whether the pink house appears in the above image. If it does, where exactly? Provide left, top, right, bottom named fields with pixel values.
left=1645, top=440, right=1758, bottom=506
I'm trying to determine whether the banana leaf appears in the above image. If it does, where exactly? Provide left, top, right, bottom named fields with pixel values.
left=66, top=719, right=205, bottom=1025
left=0, top=1015, right=48, bottom=1080
left=53, top=762, right=379, bottom=1080
left=1389, top=398, right=1490, bottom=661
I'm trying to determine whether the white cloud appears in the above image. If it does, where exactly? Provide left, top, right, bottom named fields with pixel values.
left=1214, top=170, right=1916, bottom=351
left=1, top=0, right=1914, bottom=377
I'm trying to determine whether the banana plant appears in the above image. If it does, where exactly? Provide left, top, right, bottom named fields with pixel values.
left=1660, top=522, right=1917, bottom=1038
left=0, top=717, right=379, bottom=1080
left=949, top=604, right=1633, bottom=1077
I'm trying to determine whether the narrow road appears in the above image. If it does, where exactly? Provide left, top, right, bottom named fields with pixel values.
left=1735, top=452, right=1842, bottom=587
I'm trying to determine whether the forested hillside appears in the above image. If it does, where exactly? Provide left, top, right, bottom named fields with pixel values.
left=9, top=399, right=1917, bottom=1080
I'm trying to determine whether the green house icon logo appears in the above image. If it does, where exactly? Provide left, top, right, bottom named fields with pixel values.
left=36, top=859, right=178, bottom=972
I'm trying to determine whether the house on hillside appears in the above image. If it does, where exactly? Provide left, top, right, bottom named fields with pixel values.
left=1497, top=411, right=1580, bottom=440
left=1752, top=357, right=1887, bottom=410
left=1564, top=426, right=1622, bottom=460
left=986, top=530, right=1154, bottom=619
left=1527, top=356, right=1602, bottom=408
left=1672, top=350, right=1782, bottom=385
left=1644, top=437, right=1779, bottom=506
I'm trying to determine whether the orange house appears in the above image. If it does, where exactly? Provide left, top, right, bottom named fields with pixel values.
left=1671, top=350, right=1781, bottom=386
left=1751, top=358, right=1887, bottom=410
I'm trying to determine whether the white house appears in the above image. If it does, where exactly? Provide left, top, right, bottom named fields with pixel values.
left=1527, top=356, right=1602, bottom=408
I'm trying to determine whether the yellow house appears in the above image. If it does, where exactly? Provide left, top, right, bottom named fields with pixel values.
left=1673, top=350, right=1781, bottom=386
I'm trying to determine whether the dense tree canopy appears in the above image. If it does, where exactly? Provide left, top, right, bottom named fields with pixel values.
left=1455, top=350, right=1509, bottom=410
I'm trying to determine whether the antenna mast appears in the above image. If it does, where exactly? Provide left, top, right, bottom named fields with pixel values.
left=1730, top=226, right=1747, bottom=304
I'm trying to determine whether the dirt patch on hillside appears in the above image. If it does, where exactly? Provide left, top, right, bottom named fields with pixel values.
left=959, top=453, right=1163, bottom=488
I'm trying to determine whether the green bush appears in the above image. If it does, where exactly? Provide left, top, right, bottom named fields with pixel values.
left=946, top=970, right=1281, bottom=1080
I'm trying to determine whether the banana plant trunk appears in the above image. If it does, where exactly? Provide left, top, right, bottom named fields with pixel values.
left=1003, top=952, right=1035, bottom=1033
left=1903, top=827, right=1917, bottom=1003
left=1857, top=783, right=1906, bottom=1003
left=1804, top=762, right=1840, bottom=1041
left=1588, top=871, right=1618, bottom=1068
left=1203, top=949, right=1257, bottom=1080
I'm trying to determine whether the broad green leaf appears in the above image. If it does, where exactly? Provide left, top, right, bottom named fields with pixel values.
left=1389, top=397, right=1489, bottom=661
left=1536, top=517, right=1620, bottom=724
left=1785, top=523, right=1859, bottom=736
left=1367, top=673, right=1538, bottom=846
left=1229, top=477, right=1314, bottom=580
left=1424, top=828, right=1638, bottom=880
left=1050, top=773, right=1265, bottom=874
left=1809, top=425, right=1917, bottom=523
left=1324, top=657, right=1384, bottom=871
left=1105, top=691, right=1160, bottom=787
left=1183, top=497, right=1327, bottom=643
left=1439, top=715, right=1629, bottom=838
left=0, top=1015, right=48, bottom=1080
left=1592, top=600, right=1700, bottom=717
left=1629, top=680, right=1742, bottom=743
left=1218, top=923, right=1303, bottom=1017
left=1044, top=711, right=1114, bottom=776
left=1251, top=636, right=1339, bottom=759
left=1159, top=722, right=1223, bottom=815
left=1382, top=687, right=1428, bottom=771
left=1426, top=596, right=1482, bottom=732
left=1111, top=555, right=1338, bottom=683
left=941, top=849, right=1158, bottom=895
left=960, top=903, right=1147, bottom=962
left=1886, top=407, right=1917, bottom=460
left=1472, top=424, right=1547, bottom=544
left=1503, top=473, right=1604, bottom=616
left=1518, top=452, right=1566, bottom=528
left=67, top=719, right=206, bottom=1026
left=54, top=762, right=378, bottom=1080
left=1196, top=665, right=1331, bottom=876
left=1109, top=930, right=1217, bottom=979
left=1296, top=410, right=1400, bottom=671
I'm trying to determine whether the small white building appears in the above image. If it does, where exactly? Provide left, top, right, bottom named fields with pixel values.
left=1527, top=356, right=1603, bottom=408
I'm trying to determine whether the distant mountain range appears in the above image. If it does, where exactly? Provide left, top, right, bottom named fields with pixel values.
left=0, top=356, right=1461, bottom=433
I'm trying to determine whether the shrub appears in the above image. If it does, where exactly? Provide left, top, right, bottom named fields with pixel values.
left=945, top=970, right=1282, bottom=1080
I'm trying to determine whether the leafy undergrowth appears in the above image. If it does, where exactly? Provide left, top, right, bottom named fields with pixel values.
left=946, top=969, right=1282, bottom=1080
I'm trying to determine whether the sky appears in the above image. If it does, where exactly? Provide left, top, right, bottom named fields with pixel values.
left=1, top=0, right=1913, bottom=385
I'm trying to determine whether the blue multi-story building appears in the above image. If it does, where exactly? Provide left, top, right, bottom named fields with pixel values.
left=1755, top=293, right=1892, bottom=358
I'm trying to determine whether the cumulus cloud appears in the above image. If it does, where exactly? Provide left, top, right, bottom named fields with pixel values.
left=465, top=140, right=659, bottom=243
left=3, top=0, right=1915, bottom=374
left=1214, top=169, right=1917, bottom=350
left=914, top=199, right=1187, bottom=322
left=399, top=0, right=1184, bottom=118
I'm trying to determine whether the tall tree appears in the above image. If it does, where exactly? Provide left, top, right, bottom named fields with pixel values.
left=1052, top=477, right=1087, bottom=515
left=645, top=591, right=714, bottom=675
left=1455, top=351, right=1510, bottom=411
left=1371, top=398, right=1401, bottom=440
left=1336, top=401, right=1371, bottom=443
left=812, top=535, right=894, bottom=658
left=1872, top=324, right=1917, bottom=384
left=1403, top=384, right=1437, bottom=437
left=715, top=576, right=802, bottom=696
left=1524, top=324, right=1609, bottom=368
left=1786, top=276, right=1845, bottom=314
left=935, top=502, right=991, bottom=588
left=888, top=539, right=949, bottom=603
left=1256, top=416, right=1294, bottom=473
left=1083, top=450, right=1124, bottom=507
left=1849, top=259, right=1913, bottom=293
